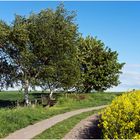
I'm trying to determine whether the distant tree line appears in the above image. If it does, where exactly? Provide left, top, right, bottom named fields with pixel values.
left=0, top=4, right=125, bottom=105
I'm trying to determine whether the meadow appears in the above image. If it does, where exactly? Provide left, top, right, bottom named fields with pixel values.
left=0, top=91, right=120, bottom=138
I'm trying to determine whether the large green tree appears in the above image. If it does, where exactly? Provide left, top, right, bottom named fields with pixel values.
left=28, top=4, right=80, bottom=98
left=77, top=36, right=125, bottom=93
left=0, top=17, right=40, bottom=104
left=0, top=4, right=80, bottom=103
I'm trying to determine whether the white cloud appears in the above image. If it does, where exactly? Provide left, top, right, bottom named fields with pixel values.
left=108, top=63, right=140, bottom=92
left=124, top=64, right=140, bottom=68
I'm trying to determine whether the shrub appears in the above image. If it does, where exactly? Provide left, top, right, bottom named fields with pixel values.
left=99, top=90, right=140, bottom=139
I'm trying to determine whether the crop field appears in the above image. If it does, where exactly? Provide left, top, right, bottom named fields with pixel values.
left=99, top=90, right=140, bottom=139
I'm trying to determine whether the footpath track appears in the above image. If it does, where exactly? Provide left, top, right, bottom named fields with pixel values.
left=63, top=114, right=101, bottom=139
left=5, top=105, right=107, bottom=139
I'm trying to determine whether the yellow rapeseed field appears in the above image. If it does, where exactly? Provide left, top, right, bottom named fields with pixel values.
left=100, top=90, right=140, bottom=139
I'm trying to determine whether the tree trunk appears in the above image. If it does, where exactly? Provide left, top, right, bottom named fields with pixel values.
left=49, top=90, right=53, bottom=100
left=24, top=79, right=29, bottom=106
left=84, top=86, right=92, bottom=93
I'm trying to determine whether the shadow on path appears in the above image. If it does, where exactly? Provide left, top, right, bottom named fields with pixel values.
left=63, top=114, right=103, bottom=139
left=79, top=115, right=102, bottom=139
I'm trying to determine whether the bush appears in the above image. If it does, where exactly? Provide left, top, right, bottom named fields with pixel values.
left=99, top=90, right=140, bottom=139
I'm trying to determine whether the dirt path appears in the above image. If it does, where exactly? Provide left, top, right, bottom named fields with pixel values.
left=63, top=114, right=101, bottom=139
left=5, top=105, right=107, bottom=139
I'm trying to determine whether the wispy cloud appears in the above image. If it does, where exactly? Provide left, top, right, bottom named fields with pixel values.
left=108, top=63, right=140, bottom=91
left=124, top=64, right=140, bottom=68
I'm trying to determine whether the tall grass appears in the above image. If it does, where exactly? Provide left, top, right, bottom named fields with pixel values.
left=0, top=106, right=71, bottom=138
left=56, top=93, right=118, bottom=109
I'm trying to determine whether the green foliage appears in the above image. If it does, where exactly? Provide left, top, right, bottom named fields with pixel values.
left=99, top=90, right=140, bottom=139
left=0, top=3, right=124, bottom=99
left=0, top=21, right=17, bottom=89
left=0, top=4, right=80, bottom=103
left=29, top=4, right=80, bottom=91
left=77, top=36, right=125, bottom=92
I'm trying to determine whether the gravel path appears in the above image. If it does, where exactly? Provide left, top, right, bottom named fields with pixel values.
left=63, top=114, right=101, bottom=139
left=5, top=105, right=107, bottom=139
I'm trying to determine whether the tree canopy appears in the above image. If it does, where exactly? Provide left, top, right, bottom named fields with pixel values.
left=0, top=4, right=80, bottom=104
left=77, top=36, right=125, bottom=92
left=0, top=4, right=125, bottom=104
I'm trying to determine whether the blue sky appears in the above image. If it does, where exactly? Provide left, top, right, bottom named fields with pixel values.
left=0, top=1, right=140, bottom=91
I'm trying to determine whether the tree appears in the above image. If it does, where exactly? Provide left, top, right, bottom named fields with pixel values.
left=27, top=4, right=80, bottom=98
left=0, top=17, right=41, bottom=105
left=77, top=36, right=125, bottom=93
left=0, top=21, right=17, bottom=90
left=0, top=58, right=16, bottom=90
left=0, top=4, right=80, bottom=102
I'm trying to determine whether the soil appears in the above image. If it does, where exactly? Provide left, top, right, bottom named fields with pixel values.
left=63, top=114, right=102, bottom=139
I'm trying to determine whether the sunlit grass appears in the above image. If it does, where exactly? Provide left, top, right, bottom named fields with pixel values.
left=0, top=91, right=121, bottom=138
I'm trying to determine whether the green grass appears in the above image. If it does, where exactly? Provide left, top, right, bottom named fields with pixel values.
left=0, top=91, right=121, bottom=138
left=34, top=109, right=100, bottom=139
left=0, top=91, right=121, bottom=109
left=0, top=106, right=73, bottom=138
left=0, top=91, right=23, bottom=101
left=56, top=92, right=121, bottom=109
left=0, top=91, right=122, bottom=102
left=0, top=91, right=44, bottom=101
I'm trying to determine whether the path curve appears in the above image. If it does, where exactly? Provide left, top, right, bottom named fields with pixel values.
left=5, top=105, right=107, bottom=139
left=63, top=114, right=101, bottom=139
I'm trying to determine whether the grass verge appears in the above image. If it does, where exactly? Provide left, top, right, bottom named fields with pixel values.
left=0, top=106, right=77, bottom=138
left=34, top=109, right=100, bottom=139
left=56, top=92, right=120, bottom=109
left=0, top=92, right=120, bottom=138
